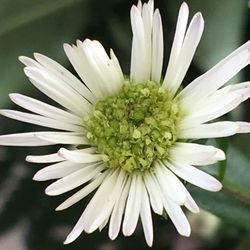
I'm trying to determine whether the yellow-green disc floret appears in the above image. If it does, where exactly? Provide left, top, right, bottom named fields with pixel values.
left=84, top=80, right=181, bottom=173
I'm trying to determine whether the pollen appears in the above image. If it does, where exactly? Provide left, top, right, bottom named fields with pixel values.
left=84, top=80, right=181, bottom=173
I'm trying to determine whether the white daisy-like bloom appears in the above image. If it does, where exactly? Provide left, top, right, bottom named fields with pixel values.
left=1, top=0, right=250, bottom=247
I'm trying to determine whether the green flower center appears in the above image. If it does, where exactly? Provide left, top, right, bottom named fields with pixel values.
left=84, top=80, right=181, bottom=173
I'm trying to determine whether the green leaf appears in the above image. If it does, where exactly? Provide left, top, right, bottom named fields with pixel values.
left=190, top=142, right=250, bottom=229
left=189, top=185, right=250, bottom=230
left=0, top=0, right=90, bottom=107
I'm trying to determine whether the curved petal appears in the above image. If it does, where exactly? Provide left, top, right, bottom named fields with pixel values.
left=9, top=93, right=83, bottom=125
left=45, top=163, right=104, bottom=196
left=163, top=12, right=204, bottom=95
left=0, top=132, right=60, bottom=146
left=140, top=181, right=153, bottom=247
left=0, top=109, right=83, bottom=132
left=170, top=142, right=225, bottom=166
left=179, top=121, right=239, bottom=139
left=163, top=198, right=191, bottom=236
left=151, top=9, right=163, bottom=82
left=180, top=40, right=250, bottom=105
left=167, top=161, right=222, bottom=192
left=163, top=2, right=189, bottom=89
left=58, top=148, right=102, bottom=163
left=33, top=161, right=83, bottom=181
left=56, top=171, right=108, bottom=211
left=122, top=173, right=142, bottom=236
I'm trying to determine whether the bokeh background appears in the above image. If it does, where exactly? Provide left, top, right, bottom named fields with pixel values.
left=0, top=0, right=250, bottom=249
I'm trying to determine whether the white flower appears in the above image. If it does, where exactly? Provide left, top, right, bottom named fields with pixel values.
left=0, top=0, right=250, bottom=247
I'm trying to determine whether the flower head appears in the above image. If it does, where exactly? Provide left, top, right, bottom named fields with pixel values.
left=1, top=0, right=250, bottom=247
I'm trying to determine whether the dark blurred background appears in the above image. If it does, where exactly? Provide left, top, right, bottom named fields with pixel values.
left=0, top=0, right=250, bottom=249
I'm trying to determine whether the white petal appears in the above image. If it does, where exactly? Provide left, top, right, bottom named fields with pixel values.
left=63, top=43, right=104, bottom=99
left=33, top=161, right=83, bottom=181
left=236, top=121, right=250, bottom=133
left=56, top=171, right=109, bottom=211
left=184, top=189, right=200, bottom=214
left=108, top=176, right=131, bottom=240
left=0, top=132, right=56, bottom=146
left=0, top=109, right=83, bottom=132
left=45, top=163, right=104, bottom=196
left=155, top=162, right=187, bottom=205
left=26, top=152, right=64, bottom=163
left=170, top=142, right=225, bottom=166
left=123, top=173, right=142, bottom=236
left=110, top=49, right=124, bottom=83
left=151, top=9, right=163, bottom=82
left=180, top=40, right=250, bottom=105
left=143, top=172, right=163, bottom=214
left=35, top=132, right=88, bottom=145
left=167, top=161, right=222, bottom=192
left=58, top=148, right=102, bottom=163
left=163, top=12, right=204, bottom=95
left=84, top=170, right=126, bottom=234
left=24, top=67, right=91, bottom=116
left=80, top=40, right=124, bottom=95
left=179, top=121, right=239, bottom=139
left=130, top=5, right=147, bottom=83
left=163, top=2, right=189, bottom=89
left=63, top=169, right=116, bottom=244
left=163, top=198, right=191, bottom=236
left=228, top=81, right=250, bottom=102
left=32, top=53, right=96, bottom=103
left=9, top=93, right=83, bottom=125
left=140, top=181, right=153, bottom=247
left=181, top=93, right=243, bottom=127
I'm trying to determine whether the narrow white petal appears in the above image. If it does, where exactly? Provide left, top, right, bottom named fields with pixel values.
left=56, top=171, right=108, bottom=211
left=19, top=56, right=40, bottom=67
left=84, top=170, right=126, bottom=234
left=0, top=109, right=83, bottom=132
left=163, top=198, right=191, bottom=236
left=81, top=40, right=123, bottom=95
left=140, top=181, right=153, bottom=247
left=179, top=121, right=239, bottom=139
left=26, top=152, right=64, bottom=163
left=45, top=163, right=104, bottom=196
left=155, top=163, right=187, bottom=205
left=170, top=142, right=225, bottom=166
left=167, top=161, right=222, bottom=192
left=151, top=9, right=163, bottom=82
left=164, top=12, right=204, bottom=95
left=33, top=161, right=83, bottom=181
left=236, top=121, right=250, bottom=133
left=180, top=40, right=250, bottom=104
left=35, top=132, right=88, bottom=145
left=9, top=93, right=83, bottom=125
left=63, top=169, right=117, bottom=244
left=181, top=93, right=243, bottom=127
left=123, top=173, right=142, bottom=236
left=130, top=5, right=146, bottom=83
left=58, top=148, right=102, bottom=163
left=24, top=67, right=91, bottom=116
left=141, top=1, right=153, bottom=81
left=110, top=49, right=124, bottom=83
left=163, top=2, right=189, bottom=88
left=63, top=43, right=104, bottom=99
left=144, top=172, right=163, bottom=214
left=0, top=132, right=56, bottom=146
left=109, top=176, right=131, bottom=240
left=184, top=189, right=200, bottom=214
left=33, top=53, right=96, bottom=103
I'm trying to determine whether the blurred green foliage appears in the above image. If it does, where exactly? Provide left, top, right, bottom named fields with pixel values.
left=0, top=0, right=250, bottom=249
